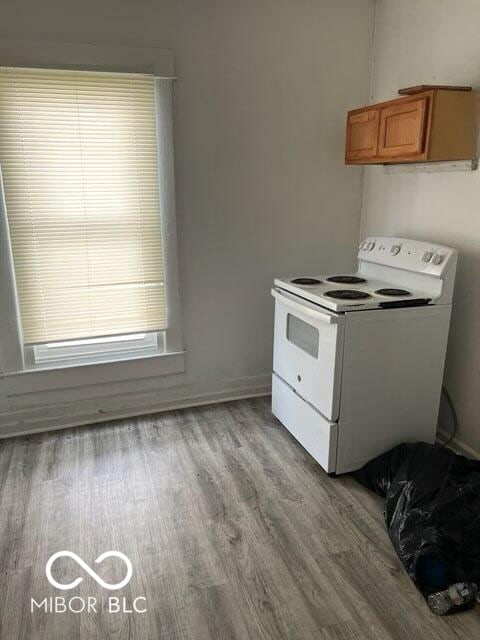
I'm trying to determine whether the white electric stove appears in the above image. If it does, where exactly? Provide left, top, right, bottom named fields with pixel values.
left=271, top=236, right=457, bottom=475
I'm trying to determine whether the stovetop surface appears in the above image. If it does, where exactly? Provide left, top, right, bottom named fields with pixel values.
left=274, top=274, right=435, bottom=312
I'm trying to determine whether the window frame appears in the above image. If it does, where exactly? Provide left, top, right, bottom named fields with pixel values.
left=27, top=331, right=163, bottom=367
left=0, top=43, right=183, bottom=378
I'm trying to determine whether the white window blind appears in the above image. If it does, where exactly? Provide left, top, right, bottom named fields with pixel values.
left=0, top=66, right=166, bottom=345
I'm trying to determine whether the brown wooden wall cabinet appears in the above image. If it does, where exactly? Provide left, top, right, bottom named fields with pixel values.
left=345, top=89, right=476, bottom=164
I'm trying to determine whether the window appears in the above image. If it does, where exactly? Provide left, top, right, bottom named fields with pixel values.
left=32, top=332, right=162, bottom=365
left=286, top=313, right=319, bottom=359
left=0, top=66, right=177, bottom=366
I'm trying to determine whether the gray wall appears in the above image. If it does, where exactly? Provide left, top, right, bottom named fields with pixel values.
left=0, top=0, right=374, bottom=429
left=361, top=0, right=480, bottom=453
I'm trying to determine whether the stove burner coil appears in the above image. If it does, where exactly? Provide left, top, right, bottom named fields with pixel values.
left=326, top=275, right=367, bottom=284
left=324, top=290, right=371, bottom=300
left=291, top=278, right=322, bottom=285
left=375, top=288, right=411, bottom=297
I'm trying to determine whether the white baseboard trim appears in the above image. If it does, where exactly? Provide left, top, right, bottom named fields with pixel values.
left=436, top=428, right=480, bottom=460
left=0, top=374, right=272, bottom=439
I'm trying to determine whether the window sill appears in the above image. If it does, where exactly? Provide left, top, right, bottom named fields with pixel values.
left=2, top=350, right=185, bottom=395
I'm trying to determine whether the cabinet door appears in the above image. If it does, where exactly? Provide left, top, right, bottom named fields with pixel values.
left=345, top=108, right=379, bottom=161
left=378, top=97, right=428, bottom=158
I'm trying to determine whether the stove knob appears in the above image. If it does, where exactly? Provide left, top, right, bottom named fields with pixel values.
left=432, top=253, right=444, bottom=265
left=422, top=251, right=433, bottom=263
left=390, top=245, right=401, bottom=255
left=367, top=242, right=375, bottom=251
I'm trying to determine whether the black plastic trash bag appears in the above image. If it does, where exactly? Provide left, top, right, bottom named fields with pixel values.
left=353, top=442, right=480, bottom=610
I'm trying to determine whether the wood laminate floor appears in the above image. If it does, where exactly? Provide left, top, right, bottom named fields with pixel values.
left=0, top=397, right=479, bottom=639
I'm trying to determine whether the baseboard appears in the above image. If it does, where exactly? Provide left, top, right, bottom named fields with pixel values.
left=436, top=428, right=480, bottom=460
left=0, top=374, right=272, bottom=439
left=5, top=388, right=479, bottom=460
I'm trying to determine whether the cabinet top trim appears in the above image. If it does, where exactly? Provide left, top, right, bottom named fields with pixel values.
left=347, top=89, right=460, bottom=116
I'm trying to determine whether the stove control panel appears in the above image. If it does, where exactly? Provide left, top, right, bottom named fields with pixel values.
left=358, top=237, right=457, bottom=276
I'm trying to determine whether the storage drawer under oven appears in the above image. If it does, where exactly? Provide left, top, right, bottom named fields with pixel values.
left=272, top=373, right=338, bottom=473
left=272, top=287, right=345, bottom=421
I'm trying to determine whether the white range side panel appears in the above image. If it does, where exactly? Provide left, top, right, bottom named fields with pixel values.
left=336, top=305, right=452, bottom=474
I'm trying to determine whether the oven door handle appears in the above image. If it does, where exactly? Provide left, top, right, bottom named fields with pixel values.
left=271, top=288, right=338, bottom=325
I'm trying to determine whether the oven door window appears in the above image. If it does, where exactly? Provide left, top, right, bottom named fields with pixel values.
left=286, top=313, right=319, bottom=359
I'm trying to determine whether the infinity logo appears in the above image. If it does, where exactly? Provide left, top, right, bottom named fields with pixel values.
left=46, top=551, right=133, bottom=591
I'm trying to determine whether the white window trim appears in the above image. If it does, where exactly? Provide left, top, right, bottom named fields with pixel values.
left=28, top=332, right=163, bottom=367
left=0, top=42, right=184, bottom=381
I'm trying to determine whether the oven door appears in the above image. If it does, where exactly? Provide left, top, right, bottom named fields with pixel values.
left=272, top=287, right=345, bottom=421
